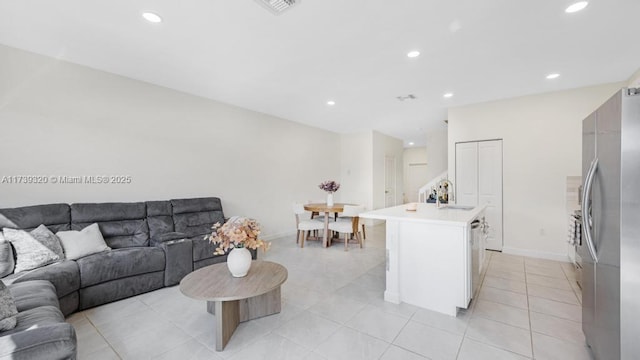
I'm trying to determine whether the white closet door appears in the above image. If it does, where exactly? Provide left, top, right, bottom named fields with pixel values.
left=478, top=140, right=503, bottom=251
left=455, top=142, right=478, bottom=207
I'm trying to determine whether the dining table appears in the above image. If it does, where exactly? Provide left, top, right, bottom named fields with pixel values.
left=303, top=203, right=353, bottom=247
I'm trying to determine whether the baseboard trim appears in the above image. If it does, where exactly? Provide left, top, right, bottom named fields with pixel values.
left=502, top=247, right=571, bottom=263
left=262, top=231, right=296, bottom=241
left=384, top=291, right=400, bottom=304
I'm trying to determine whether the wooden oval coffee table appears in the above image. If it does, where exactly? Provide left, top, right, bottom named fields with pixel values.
left=179, top=260, right=288, bottom=351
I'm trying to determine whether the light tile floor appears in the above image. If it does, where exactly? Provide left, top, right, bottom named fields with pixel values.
left=67, top=225, right=594, bottom=359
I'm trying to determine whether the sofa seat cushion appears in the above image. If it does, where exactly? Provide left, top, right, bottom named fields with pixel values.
left=8, top=280, right=59, bottom=312
left=77, top=247, right=165, bottom=287
left=0, top=305, right=63, bottom=336
left=190, top=236, right=225, bottom=262
left=0, top=306, right=76, bottom=360
left=3, top=260, right=80, bottom=299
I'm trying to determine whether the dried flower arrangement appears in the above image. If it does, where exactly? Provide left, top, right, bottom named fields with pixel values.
left=318, top=180, right=340, bottom=193
left=206, top=216, right=271, bottom=255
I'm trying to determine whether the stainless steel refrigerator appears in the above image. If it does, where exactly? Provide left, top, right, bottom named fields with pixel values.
left=580, top=87, right=640, bottom=360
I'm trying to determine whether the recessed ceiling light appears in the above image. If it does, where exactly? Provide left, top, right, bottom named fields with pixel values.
left=142, top=12, right=162, bottom=23
left=326, top=100, right=336, bottom=106
left=407, top=51, right=420, bottom=58
left=546, top=73, right=560, bottom=79
left=443, top=92, right=454, bottom=98
left=408, top=142, right=415, bottom=146
left=565, top=1, right=588, bottom=13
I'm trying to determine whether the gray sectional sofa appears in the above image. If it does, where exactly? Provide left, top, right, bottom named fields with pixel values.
left=0, top=197, right=254, bottom=359
left=1, top=281, right=76, bottom=360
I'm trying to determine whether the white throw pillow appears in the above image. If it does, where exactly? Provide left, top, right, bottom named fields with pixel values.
left=57, top=223, right=111, bottom=260
left=3, top=227, right=62, bottom=273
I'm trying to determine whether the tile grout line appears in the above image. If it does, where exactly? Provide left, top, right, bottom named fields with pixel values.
left=82, top=313, right=124, bottom=359
left=454, top=250, right=490, bottom=359
left=524, top=259, right=536, bottom=360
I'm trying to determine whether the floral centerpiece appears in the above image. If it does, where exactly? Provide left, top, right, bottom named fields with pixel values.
left=319, top=180, right=340, bottom=206
left=318, top=180, right=340, bottom=193
left=206, top=216, right=270, bottom=277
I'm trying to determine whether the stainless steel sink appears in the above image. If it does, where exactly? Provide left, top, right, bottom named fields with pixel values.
left=439, top=205, right=475, bottom=210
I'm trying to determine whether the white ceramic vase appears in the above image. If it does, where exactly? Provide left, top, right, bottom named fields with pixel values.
left=227, top=247, right=252, bottom=277
left=326, top=193, right=334, bottom=207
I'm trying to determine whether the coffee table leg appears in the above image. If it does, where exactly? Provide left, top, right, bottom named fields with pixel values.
left=213, top=300, right=240, bottom=351
left=239, top=287, right=281, bottom=321
left=205, top=287, right=282, bottom=352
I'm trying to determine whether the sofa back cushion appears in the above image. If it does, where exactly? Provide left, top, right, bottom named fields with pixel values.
left=0, top=204, right=71, bottom=233
left=146, top=201, right=174, bottom=239
left=171, top=198, right=224, bottom=238
left=71, top=202, right=149, bottom=248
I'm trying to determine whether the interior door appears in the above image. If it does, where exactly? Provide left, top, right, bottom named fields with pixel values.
left=478, top=140, right=503, bottom=251
left=455, top=142, right=478, bottom=206
left=385, top=156, right=396, bottom=207
left=406, top=163, right=427, bottom=203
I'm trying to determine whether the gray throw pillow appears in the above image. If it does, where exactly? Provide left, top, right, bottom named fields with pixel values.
left=3, top=227, right=62, bottom=273
left=0, top=233, right=15, bottom=278
left=57, top=223, right=111, bottom=260
left=0, top=280, right=18, bottom=331
left=30, top=224, right=65, bottom=259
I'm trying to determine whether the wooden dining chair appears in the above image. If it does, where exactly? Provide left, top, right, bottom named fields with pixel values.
left=293, top=203, right=324, bottom=248
left=328, top=205, right=366, bottom=251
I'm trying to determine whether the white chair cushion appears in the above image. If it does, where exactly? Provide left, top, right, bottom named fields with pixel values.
left=298, top=219, right=325, bottom=231
left=328, top=220, right=355, bottom=233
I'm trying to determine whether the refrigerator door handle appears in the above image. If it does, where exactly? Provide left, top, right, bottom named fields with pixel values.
left=581, top=158, right=599, bottom=263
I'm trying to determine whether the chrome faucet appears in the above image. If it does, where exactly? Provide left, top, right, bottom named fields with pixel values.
left=436, top=178, right=454, bottom=203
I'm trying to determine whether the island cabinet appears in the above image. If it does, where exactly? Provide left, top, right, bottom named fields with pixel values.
left=360, top=203, right=486, bottom=316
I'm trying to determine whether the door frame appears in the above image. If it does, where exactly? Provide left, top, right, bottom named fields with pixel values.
left=385, top=156, right=397, bottom=207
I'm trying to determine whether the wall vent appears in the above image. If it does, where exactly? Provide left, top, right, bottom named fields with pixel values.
left=255, top=0, right=300, bottom=15
left=396, top=94, right=417, bottom=101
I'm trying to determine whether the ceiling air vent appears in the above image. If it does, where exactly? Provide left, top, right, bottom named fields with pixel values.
left=255, top=0, right=300, bottom=15
left=397, top=94, right=417, bottom=101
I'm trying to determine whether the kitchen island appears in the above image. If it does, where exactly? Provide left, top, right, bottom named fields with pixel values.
left=360, top=203, right=486, bottom=316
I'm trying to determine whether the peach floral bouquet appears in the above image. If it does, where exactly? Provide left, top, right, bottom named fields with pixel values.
left=207, top=216, right=271, bottom=255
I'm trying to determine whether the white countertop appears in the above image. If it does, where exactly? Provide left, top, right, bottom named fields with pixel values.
left=360, top=203, right=486, bottom=227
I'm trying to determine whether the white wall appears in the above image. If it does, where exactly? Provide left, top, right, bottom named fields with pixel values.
left=448, top=83, right=623, bottom=260
left=339, top=132, right=373, bottom=211
left=403, top=147, right=428, bottom=203
left=372, top=131, right=404, bottom=210
left=0, top=45, right=341, bottom=239
left=425, top=127, right=448, bottom=183
left=628, top=67, right=640, bottom=87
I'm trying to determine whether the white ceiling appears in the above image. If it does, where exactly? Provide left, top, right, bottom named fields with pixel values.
left=1, top=1, right=638, bottom=146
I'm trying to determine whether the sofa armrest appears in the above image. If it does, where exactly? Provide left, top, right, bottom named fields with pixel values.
left=0, top=322, right=76, bottom=360
left=151, top=237, right=193, bottom=286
